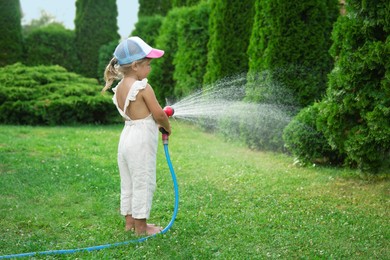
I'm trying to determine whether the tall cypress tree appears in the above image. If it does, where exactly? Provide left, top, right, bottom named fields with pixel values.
left=246, top=0, right=339, bottom=107
left=138, top=0, right=172, bottom=16
left=0, top=0, right=23, bottom=66
left=317, top=0, right=390, bottom=172
left=203, top=0, right=255, bottom=85
left=74, top=0, right=120, bottom=78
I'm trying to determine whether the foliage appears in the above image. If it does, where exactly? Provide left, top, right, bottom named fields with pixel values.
left=74, top=0, right=120, bottom=78
left=173, top=3, right=210, bottom=98
left=171, top=0, right=203, bottom=8
left=22, top=11, right=62, bottom=37
left=246, top=0, right=339, bottom=107
left=203, top=0, right=255, bottom=85
left=24, top=24, right=79, bottom=72
left=0, top=0, right=23, bottom=67
left=283, top=103, right=343, bottom=165
left=97, top=40, right=118, bottom=84
left=0, top=63, right=119, bottom=125
left=317, top=0, right=390, bottom=173
left=138, top=0, right=172, bottom=16
left=148, top=8, right=182, bottom=104
left=131, top=15, right=164, bottom=46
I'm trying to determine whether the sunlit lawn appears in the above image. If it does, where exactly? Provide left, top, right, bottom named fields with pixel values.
left=0, top=122, right=389, bottom=259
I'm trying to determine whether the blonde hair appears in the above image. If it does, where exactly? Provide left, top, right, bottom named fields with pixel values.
left=102, top=57, right=150, bottom=92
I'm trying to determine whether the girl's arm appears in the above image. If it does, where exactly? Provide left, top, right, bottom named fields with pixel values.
left=143, top=84, right=171, bottom=134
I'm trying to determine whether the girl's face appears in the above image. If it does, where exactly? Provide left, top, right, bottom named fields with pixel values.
left=136, top=59, right=152, bottom=80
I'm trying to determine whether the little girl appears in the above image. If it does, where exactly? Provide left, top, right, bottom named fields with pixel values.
left=102, top=36, right=171, bottom=235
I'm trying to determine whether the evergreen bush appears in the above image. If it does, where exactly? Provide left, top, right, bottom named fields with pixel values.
left=138, top=0, right=172, bottom=16
left=97, top=40, right=118, bottom=84
left=74, top=0, right=120, bottom=78
left=0, top=63, right=119, bottom=125
left=131, top=15, right=164, bottom=45
left=148, top=8, right=182, bottom=104
left=203, top=0, right=255, bottom=85
left=171, top=0, right=202, bottom=8
left=173, top=3, right=210, bottom=98
left=283, top=103, right=343, bottom=165
left=25, top=24, right=79, bottom=72
left=0, top=0, right=23, bottom=66
left=317, top=0, right=390, bottom=172
left=246, top=0, right=339, bottom=107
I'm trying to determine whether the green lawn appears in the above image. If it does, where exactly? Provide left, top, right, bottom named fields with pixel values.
left=0, top=122, right=389, bottom=259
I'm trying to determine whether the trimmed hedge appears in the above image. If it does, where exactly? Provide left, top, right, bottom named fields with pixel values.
left=0, top=63, right=120, bottom=125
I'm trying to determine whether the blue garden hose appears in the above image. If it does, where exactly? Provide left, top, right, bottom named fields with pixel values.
left=0, top=139, right=179, bottom=259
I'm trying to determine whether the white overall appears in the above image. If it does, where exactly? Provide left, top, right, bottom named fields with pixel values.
left=112, top=79, right=158, bottom=219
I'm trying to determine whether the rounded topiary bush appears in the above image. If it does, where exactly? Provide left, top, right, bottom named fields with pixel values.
left=283, top=103, right=343, bottom=165
left=0, top=63, right=120, bottom=125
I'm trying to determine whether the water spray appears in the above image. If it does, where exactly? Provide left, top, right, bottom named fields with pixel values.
left=0, top=107, right=179, bottom=259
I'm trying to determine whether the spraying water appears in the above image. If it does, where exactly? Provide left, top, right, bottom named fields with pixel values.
left=167, top=74, right=299, bottom=151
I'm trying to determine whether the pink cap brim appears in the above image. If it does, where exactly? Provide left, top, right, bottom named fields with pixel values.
left=146, top=48, right=164, bottom=59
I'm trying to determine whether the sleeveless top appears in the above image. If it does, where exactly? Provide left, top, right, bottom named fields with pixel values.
left=112, top=78, right=148, bottom=121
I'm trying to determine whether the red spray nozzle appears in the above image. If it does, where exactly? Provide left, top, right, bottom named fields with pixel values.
left=160, top=106, right=174, bottom=144
left=163, top=106, right=175, bottom=117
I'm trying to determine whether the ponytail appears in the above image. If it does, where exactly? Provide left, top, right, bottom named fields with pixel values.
left=102, top=57, right=119, bottom=92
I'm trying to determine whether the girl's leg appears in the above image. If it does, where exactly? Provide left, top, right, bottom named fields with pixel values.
left=125, top=215, right=135, bottom=231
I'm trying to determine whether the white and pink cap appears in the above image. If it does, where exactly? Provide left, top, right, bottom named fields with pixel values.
left=114, top=36, right=164, bottom=65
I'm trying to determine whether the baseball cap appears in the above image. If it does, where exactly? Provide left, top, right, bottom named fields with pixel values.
left=114, top=36, right=164, bottom=65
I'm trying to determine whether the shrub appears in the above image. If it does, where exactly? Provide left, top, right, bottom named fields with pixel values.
left=25, top=24, right=79, bottom=72
left=0, top=63, right=120, bottom=125
left=246, top=0, right=339, bottom=107
left=131, top=15, right=164, bottom=45
left=148, top=8, right=182, bottom=104
left=74, top=0, right=120, bottom=78
left=171, top=0, right=202, bottom=8
left=97, top=40, right=118, bottom=84
left=317, top=0, right=390, bottom=173
left=203, top=0, right=255, bottom=85
left=173, top=3, right=210, bottom=98
left=138, top=0, right=172, bottom=16
left=0, top=0, right=23, bottom=66
left=283, top=103, right=343, bottom=165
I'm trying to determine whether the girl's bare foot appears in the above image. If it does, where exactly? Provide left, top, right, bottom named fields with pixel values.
left=134, top=219, right=162, bottom=235
left=146, top=224, right=163, bottom=235
left=125, top=215, right=135, bottom=231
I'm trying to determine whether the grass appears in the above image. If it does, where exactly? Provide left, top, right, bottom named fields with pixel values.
left=0, top=121, right=389, bottom=259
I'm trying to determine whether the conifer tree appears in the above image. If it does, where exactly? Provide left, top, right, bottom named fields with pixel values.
left=74, top=0, right=120, bottom=78
left=138, top=0, right=172, bottom=16
left=246, top=0, right=339, bottom=107
left=203, top=0, right=255, bottom=85
left=171, top=0, right=202, bottom=8
left=0, top=0, right=23, bottom=66
left=317, top=0, right=390, bottom=172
